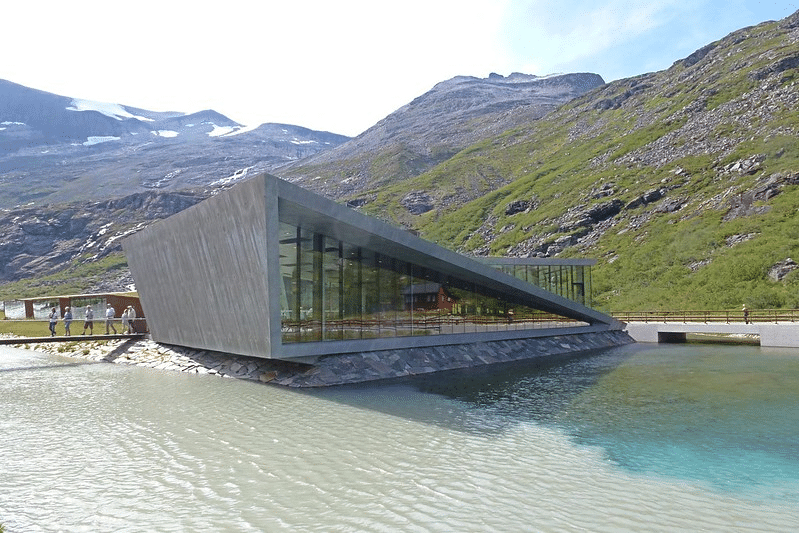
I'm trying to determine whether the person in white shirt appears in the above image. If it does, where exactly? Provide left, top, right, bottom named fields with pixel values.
left=105, top=304, right=117, bottom=334
left=48, top=307, right=58, bottom=337
left=126, top=305, right=137, bottom=333
left=121, top=307, right=130, bottom=334
left=83, top=306, right=94, bottom=335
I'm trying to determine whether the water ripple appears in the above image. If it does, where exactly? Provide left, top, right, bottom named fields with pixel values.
left=1, top=345, right=798, bottom=532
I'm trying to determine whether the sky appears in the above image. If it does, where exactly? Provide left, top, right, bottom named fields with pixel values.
left=4, top=1, right=798, bottom=137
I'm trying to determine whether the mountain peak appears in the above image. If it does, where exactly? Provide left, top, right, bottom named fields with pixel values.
left=279, top=71, right=605, bottom=198
left=0, top=79, right=350, bottom=209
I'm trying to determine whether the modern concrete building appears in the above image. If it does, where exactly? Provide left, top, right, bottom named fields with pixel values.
left=123, top=173, right=623, bottom=364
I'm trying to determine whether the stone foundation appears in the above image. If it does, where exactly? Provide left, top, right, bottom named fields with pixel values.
left=11, top=330, right=634, bottom=387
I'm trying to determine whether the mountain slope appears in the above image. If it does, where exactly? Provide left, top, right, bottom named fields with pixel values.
left=0, top=72, right=605, bottom=298
left=277, top=72, right=604, bottom=200
left=0, top=80, right=350, bottom=209
left=0, top=79, right=152, bottom=149
left=384, top=10, right=799, bottom=311
left=0, top=188, right=212, bottom=297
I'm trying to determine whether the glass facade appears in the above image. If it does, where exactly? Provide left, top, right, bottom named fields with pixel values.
left=484, top=261, right=592, bottom=307
left=279, top=221, right=584, bottom=344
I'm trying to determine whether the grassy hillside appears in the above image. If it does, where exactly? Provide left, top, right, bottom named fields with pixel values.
left=0, top=253, right=129, bottom=301
left=358, top=12, right=799, bottom=312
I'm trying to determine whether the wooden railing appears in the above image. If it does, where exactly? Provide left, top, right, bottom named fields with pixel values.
left=611, top=310, right=799, bottom=324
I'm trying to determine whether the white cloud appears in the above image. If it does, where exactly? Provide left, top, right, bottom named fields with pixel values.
left=499, top=0, right=686, bottom=76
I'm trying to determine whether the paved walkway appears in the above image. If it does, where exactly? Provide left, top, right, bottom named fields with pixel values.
left=0, top=333, right=144, bottom=345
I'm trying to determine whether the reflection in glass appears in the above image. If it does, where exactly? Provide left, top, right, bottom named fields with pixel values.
left=482, top=261, right=592, bottom=307
left=279, top=220, right=586, bottom=344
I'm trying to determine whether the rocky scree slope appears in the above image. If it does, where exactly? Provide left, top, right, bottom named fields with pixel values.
left=0, top=189, right=212, bottom=295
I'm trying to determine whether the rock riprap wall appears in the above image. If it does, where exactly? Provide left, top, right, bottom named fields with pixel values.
left=8, top=330, right=633, bottom=387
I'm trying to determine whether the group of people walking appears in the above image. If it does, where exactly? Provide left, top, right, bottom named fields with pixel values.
left=46, top=303, right=138, bottom=337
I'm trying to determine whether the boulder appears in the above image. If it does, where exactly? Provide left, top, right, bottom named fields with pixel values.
left=586, top=199, right=624, bottom=222
left=768, top=258, right=798, bottom=282
left=400, top=191, right=434, bottom=215
left=505, top=197, right=539, bottom=216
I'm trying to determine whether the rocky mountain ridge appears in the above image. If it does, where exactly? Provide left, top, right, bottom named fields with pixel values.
left=0, top=79, right=349, bottom=209
left=1, top=71, right=606, bottom=295
left=277, top=72, right=605, bottom=198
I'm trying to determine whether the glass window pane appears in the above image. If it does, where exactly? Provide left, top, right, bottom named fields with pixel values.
left=279, top=222, right=299, bottom=343
left=279, top=219, right=591, bottom=344
left=342, top=242, right=362, bottom=340
left=323, top=236, right=342, bottom=340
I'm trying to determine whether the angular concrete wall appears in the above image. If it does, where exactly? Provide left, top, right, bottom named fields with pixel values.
left=125, top=173, right=622, bottom=362
left=123, top=177, right=276, bottom=357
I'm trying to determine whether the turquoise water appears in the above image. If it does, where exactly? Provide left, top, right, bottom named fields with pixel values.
left=569, top=345, right=799, bottom=498
left=408, top=343, right=799, bottom=502
left=1, top=342, right=798, bottom=531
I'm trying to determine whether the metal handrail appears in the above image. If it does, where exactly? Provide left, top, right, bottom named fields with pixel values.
left=3, top=316, right=148, bottom=333
left=611, top=309, right=799, bottom=324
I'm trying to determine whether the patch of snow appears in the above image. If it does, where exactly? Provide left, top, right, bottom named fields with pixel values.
left=97, top=222, right=113, bottom=236
left=78, top=221, right=149, bottom=258
left=1, top=120, right=27, bottom=131
left=222, top=124, right=259, bottom=137
left=102, top=226, right=142, bottom=250
left=290, top=138, right=318, bottom=145
left=151, top=130, right=179, bottom=138
left=83, top=136, right=120, bottom=146
left=208, top=166, right=253, bottom=187
left=66, top=99, right=154, bottom=122
left=143, top=169, right=181, bottom=189
left=208, top=124, right=235, bottom=137
left=207, top=123, right=258, bottom=137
